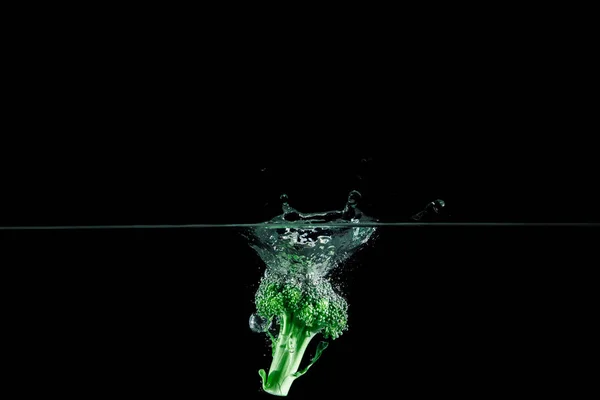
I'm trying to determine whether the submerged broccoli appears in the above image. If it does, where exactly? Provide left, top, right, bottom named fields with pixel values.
left=255, top=273, right=348, bottom=396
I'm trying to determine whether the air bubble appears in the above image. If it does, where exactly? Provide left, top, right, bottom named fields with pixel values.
left=249, top=313, right=271, bottom=333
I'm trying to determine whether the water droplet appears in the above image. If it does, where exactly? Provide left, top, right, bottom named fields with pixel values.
left=411, top=199, right=447, bottom=221
left=249, top=313, right=271, bottom=333
left=347, top=190, right=361, bottom=207
left=280, top=193, right=298, bottom=217
left=432, top=199, right=445, bottom=213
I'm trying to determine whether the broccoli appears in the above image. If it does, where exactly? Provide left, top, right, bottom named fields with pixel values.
left=254, top=273, right=348, bottom=396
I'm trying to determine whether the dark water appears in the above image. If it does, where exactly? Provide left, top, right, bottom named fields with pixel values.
left=3, top=224, right=595, bottom=398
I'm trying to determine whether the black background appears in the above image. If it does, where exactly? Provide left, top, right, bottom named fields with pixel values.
left=2, top=15, right=597, bottom=398
left=3, top=151, right=596, bottom=398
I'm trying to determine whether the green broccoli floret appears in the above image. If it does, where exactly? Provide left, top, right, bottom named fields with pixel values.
left=255, top=274, right=348, bottom=396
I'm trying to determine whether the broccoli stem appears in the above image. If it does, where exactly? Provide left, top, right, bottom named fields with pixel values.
left=259, top=312, right=322, bottom=396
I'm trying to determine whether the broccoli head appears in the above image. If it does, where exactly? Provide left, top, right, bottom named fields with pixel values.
left=254, top=273, right=348, bottom=396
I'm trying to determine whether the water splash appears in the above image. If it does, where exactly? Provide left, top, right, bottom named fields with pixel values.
left=247, top=191, right=377, bottom=280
